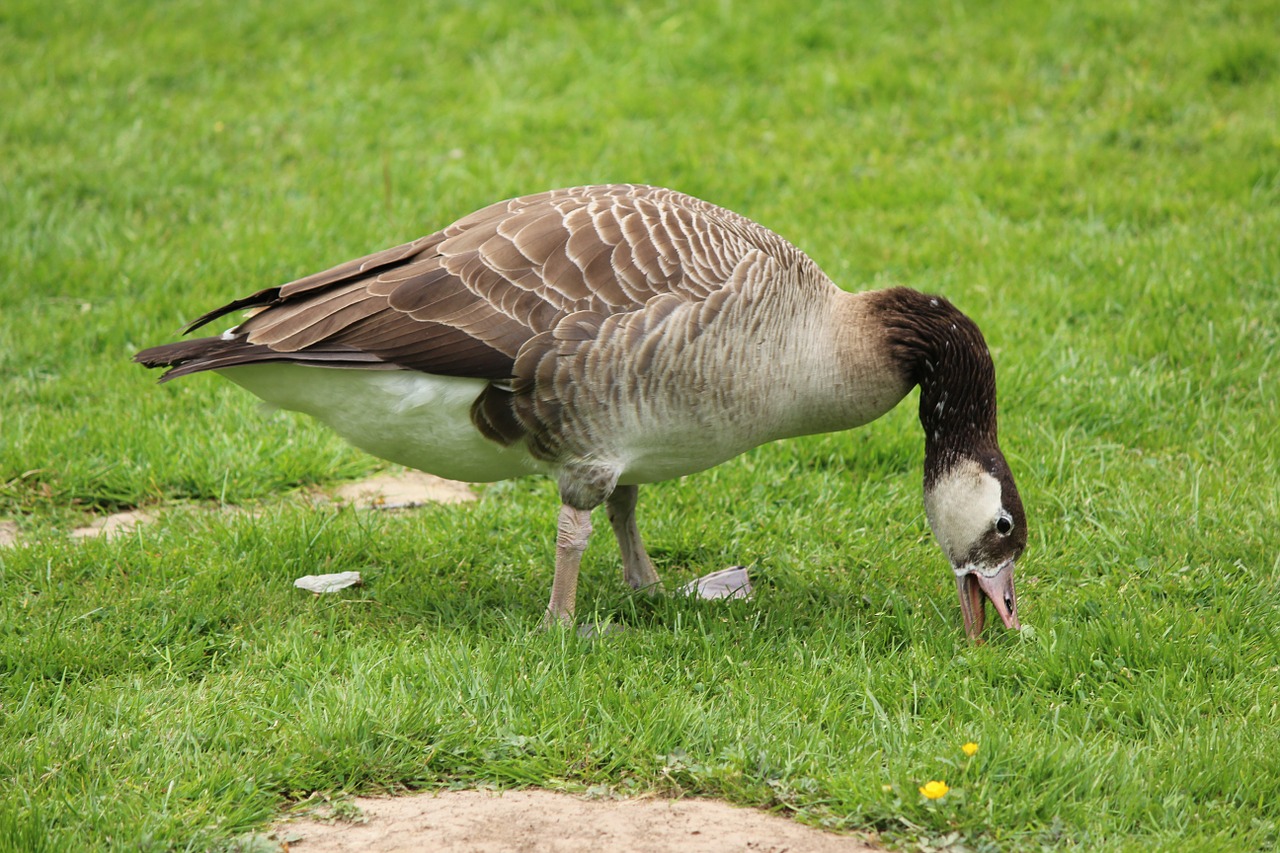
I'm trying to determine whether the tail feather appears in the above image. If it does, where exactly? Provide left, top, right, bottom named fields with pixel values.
left=134, top=336, right=392, bottom=382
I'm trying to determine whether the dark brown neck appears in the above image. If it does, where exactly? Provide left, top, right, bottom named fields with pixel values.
left=871, top=288, right=1001, bottom=484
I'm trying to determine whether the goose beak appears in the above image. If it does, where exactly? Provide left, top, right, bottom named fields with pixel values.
left=956, top=560, right=1019, bottom=640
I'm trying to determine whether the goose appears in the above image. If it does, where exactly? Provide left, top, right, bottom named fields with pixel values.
left=136, top=184, right=1026, bottom=639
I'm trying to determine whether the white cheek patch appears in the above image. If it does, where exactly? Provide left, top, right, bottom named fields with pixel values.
left=924, top=458, right=1003, bottom=566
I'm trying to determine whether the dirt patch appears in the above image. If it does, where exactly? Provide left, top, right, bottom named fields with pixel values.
left=332, top=471, right=475, bottom=509
left=277, top=789, right=879, bottom=853
left=0, top=471, right=474, bottom=548
left=70, top=508, right=158, bottom=540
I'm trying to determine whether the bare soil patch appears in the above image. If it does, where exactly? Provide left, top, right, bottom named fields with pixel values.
left=331, top=470, right=475, bottom=508
left=70, top=508, right=159, bottom=540
left=277, top=789, right=879, bottom=853
left=0, top=470, right=474, bottom=549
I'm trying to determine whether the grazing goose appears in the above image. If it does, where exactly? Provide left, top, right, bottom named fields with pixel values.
left=136, top=184, right=1026, bottom=638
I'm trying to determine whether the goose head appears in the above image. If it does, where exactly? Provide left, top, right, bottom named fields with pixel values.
left=923, top=452, right=1026, bottom=639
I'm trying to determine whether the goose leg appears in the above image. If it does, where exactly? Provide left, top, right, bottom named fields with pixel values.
left=541, top=503, right=592, bottom=629
left=540, top=464, right=619, bottom=629
left=606, top=485, right=663, bottom=594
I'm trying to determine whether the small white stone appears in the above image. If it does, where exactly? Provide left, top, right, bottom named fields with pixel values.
left=294, top=571, right=363, bottom=594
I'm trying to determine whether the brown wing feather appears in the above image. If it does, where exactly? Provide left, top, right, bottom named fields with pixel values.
left=143, top=184, right=815, bottom=390
left=134, top=337, right=393, bottom=382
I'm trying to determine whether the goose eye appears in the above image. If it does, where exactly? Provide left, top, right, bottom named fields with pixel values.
left=995, top=515, right=1013, bottom=536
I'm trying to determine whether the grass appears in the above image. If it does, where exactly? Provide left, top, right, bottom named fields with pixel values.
left=2, top=0, right=1278, bottom=849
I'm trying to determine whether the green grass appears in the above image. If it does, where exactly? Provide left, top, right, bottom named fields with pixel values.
left=2, top=0, right=1278, bottom=849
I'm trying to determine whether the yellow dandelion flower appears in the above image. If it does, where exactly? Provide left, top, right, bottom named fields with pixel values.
left=962, top=742, right=979, bottom=757
left=919, top=780, right=949, bottom=799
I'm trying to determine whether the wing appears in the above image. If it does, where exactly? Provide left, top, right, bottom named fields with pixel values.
left=137, top=185, right=828, bottom=451
left=139, top=184, right=809, bottom=381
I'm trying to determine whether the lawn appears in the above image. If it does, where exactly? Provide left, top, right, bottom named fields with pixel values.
left=2, top=0, right=1278, bottom=849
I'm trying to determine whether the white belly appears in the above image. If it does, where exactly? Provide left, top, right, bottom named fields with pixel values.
left=219, top=365, right=551, bottom=483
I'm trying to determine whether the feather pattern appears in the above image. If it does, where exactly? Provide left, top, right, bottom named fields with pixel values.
left=138, top=184, right=830, bottom=462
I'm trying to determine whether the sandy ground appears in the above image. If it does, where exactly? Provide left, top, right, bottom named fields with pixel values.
left=276, top=790, right=879, bottom=853
left=0, top=470, right=475, bottom=548
left=331, top=470, right=475, bottom=508
left=69, top=507, right=159, bottom=540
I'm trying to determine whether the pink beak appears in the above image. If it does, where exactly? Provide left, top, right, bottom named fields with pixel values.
left=956, top=560, right=1020, bottom=640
